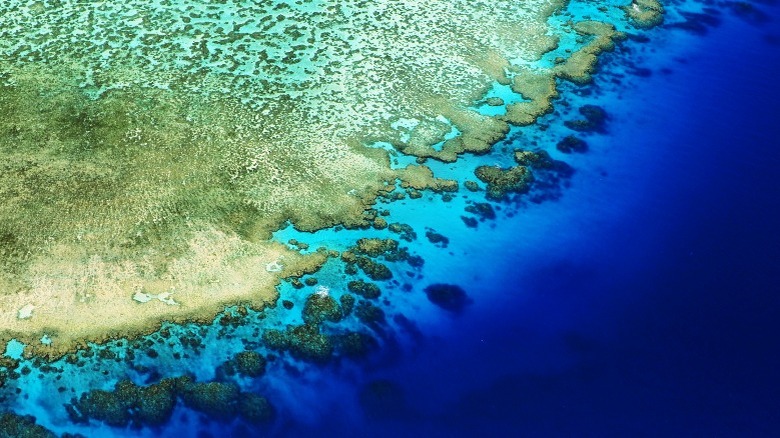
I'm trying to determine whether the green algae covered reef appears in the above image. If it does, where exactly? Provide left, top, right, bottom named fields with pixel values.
left=0, top=0, right=656, bottom=357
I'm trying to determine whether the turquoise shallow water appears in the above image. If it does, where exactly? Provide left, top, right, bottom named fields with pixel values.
left=3, top=0, right=780, bottom=436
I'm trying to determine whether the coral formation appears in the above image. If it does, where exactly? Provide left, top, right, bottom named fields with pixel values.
left=425, top=230, right=450, bottom=248
left=0, top=412, right=57, bottom=438
left=0, top=0, right=670, bottom=433
left=557, top=135, right=589, bottom=153
left=474, top=165, right=534, bottom=201
left=424, top=284, right=473, bottom=314
left=623, top=0, right=665, bottom=29
left=302, top=293, right=344, bottom=325
left=68, top=378, right=178, bottom=427
left=564, top=105, right=609, bottom=133
left=68, top=377, right=274, bottom=427
left=347, top=281, right=382, bottom=300
left=263, top=324, right=334, bottom=363
left=355, top=301, right=387, bottom=328
left=233, top=351, right=267, bottom=378
left=388, top=223, right=418, bottom=242
left=465, top=203, right=497, bottom=221
left=0, top=0, right=567, bottom=354
left=339, top=294, right=356, bottom=316
left=333, top=332, right=377, bottom=358
left=554, top=22, right=626, bottom=85
left=0, top=0, right=643, bottom=365
left=503, top=68, right=559, bottom=126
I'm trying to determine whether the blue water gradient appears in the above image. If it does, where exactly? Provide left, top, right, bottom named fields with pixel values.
left=274, top=5, right=780, bottom=437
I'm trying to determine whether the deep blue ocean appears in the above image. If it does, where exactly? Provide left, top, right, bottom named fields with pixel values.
left=3, top=1, right=780, bottom=436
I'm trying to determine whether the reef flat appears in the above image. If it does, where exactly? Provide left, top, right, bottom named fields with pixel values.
left=0, top=0, right=636, bottom=358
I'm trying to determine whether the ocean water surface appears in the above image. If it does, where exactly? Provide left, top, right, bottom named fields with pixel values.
left=1, top=0, right=779, bottom=436
left=273, top=3, right=780, bottom=435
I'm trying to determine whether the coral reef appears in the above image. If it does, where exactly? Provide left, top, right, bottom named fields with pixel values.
left=233, top=351, right=267, bottom=378
left=0, top=0, right=569, bottom=355
left=178, top=380, right=240, bottom=421
left=474, top=165, right=534, bottom=201
left=424, top=284, right=473, bottom=314
left=503, top=68, right=559, bottom=126
left=564, top=105, right=609, bottom=133
left=333, top=332, right=378, bottom=358
left=355, top=301, right=387, bottom=329
left=0, top=413, right=57, bottom=438
left=388, top=223, right=418, bottom=242
left=465, top=203, right=497, bottom=221
left=623, top=0, right=665, bottom=29
left=425, top=230, right=450, bottom=248
left=67, top=376, right=275, bottom=427
left=68, top=378, right=178, bottom=427
left=340, top=294, right=356, bottom=316
left=347, top=281, right=382, bottom=300
left=556, top=135, right=589, bottom=153
left=263, top=324, right=334, bottom=363
left=554, top=21, right=626, bottom=85
left=237, top=393, right=275, bottom=425
left=302, top=293, right=344, bottom=325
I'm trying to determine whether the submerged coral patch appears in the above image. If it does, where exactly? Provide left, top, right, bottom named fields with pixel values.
left=623, top=0, right=666, bottom=29
left=475, top=165, right=534, bottom=201
left=424, top=284, right=472, bottom=314
left=68, top=377, right=274, bottom=428
left=564, top=105, right=610, bottom=133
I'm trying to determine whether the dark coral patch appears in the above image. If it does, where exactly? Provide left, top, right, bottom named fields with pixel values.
left=355, top=257, right=393, bottom=281
left=347, top=280, right=382, bottom=299
left=178, top=380, right=240, bottom=421
left=513, top=149, right=574, bottom=202
left=261, top=329, right=289, bottom=351
left=233, top=351, right=267, bottom=378
left=333, top=332, right=378, bottom=358
left=388, top=222, right=417, bottom=241
left=564, top=104, right=608, bottom=133
left=0, top=412, right=57, bottom=438
left=465, top=202, right=496, bottom=221
left=424, top=284, right=472, bottom=314
left=556, top=135, right=588, bottom=153
left=68, top=378, right=178, bottom=427
left=354, top=238, right=398, bottom=257
left=461, top=216, right=478, bottom=228
left=238, top=393, right=275, bottom=424
left=302, top=293, right=344, bottom=325
left=355, top=301, right=386, bottom=328
left=474, top=165, right=533, bottom=201
left=286, top=324, right=334, bottom=363
left=464, top=180, right=481, bottom=192
left=263, top=324, right=334, bottom=363
left=425, top=229, right=449, bottom=248
left=340, top=293, right=356, bottom=315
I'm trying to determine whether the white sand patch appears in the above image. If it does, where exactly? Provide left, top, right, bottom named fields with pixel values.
left=133, top=291, right=179, bottom=306
left=18, top=304, right=35, bottom=320
left=315, top=285, right=330, bottom=297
